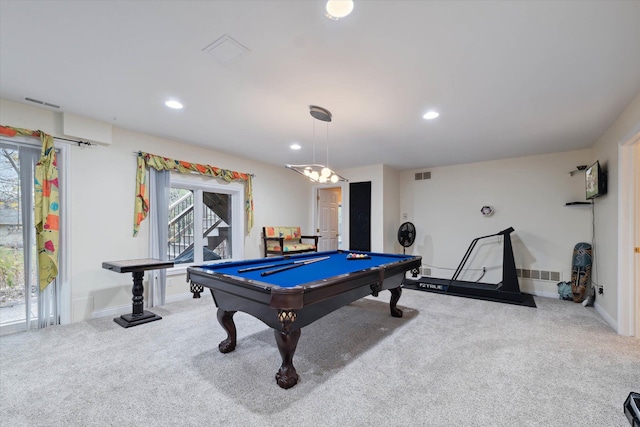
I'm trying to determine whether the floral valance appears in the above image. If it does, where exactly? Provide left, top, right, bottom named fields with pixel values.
left=133, top=151, right=254, bottom=236
left=0, top=125, right=60, bottom=291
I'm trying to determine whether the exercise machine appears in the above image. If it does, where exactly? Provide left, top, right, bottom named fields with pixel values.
left=403, top=227, right=536, bottom=307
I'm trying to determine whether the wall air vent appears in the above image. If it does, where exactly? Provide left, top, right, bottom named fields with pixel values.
left=25, top=97, right=60, bottom=109
left=414, top=171, right=431, bottom=181
left=516, top=268, right=561, bottom=282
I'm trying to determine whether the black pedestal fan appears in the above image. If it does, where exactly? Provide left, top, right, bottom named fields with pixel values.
left=398, top=222, right=418, bottom=277
left=397, top=222, right=416, bottom=254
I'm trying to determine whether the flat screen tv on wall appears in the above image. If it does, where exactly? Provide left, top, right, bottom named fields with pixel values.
left=585, top=160, right=607, bottom=200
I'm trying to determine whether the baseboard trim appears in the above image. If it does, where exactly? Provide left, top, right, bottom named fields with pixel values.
left=594, top=300, right=618, bottom=332
left=165, top=291, right=204, bottom=304
left=527, top=290, right=558, bottom=299
left=92, top=303, right=131, bottom=319
left=92, top=292, right=199, bottom=319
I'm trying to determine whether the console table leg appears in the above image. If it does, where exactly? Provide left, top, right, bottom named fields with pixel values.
left=113, top=270, right=162, bottom=328
left=131, top=271, right=145, bottom=316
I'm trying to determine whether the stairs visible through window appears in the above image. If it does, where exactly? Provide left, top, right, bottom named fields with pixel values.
left=168, top=187, right=233, bottom=264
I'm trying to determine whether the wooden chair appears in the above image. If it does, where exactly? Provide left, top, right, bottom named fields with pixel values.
left=262, top=226, right=319, bottom=257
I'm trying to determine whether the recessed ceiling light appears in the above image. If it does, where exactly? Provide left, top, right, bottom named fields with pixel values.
left=165, top=100, right=183, bottom=109
left=325, top=0, right=354, bottom=20
left=423, top=111, right=439, bottom=120
left=290, top=143, right=301, bottom=150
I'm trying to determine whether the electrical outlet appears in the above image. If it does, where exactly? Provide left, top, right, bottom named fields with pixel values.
left=598, top=284, right=604, bottom=295
left=482, top=266, right=486, bottom=273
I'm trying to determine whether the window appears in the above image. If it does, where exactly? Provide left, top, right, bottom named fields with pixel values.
left=168, top=174, right=243, bottom=266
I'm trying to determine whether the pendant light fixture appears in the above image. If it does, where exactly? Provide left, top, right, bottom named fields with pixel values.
left=286, top=106, right=347, bottom=184
left=325, top=0, right=354, bottom=20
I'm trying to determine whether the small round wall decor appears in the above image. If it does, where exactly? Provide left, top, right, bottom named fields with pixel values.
left=480, top=205, right=494, bottom=216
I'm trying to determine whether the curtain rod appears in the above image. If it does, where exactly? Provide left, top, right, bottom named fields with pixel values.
left=55, top=136, right=93, bottom=147
left=131, top=151, right=255, bottom=178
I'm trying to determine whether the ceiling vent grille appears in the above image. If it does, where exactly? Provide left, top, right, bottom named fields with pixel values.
left=25, top=97, right=60, bottom=109
left=202, top=35, right=250, bottom=65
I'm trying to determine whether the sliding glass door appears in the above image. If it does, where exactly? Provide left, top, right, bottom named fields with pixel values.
left=0, top=142, right=39, bottom=329
left=0, top=138, right=65, bottom=333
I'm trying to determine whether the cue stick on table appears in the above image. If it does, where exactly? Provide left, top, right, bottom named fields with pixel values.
left=261, top=256, right=330, bottom=276
left=238, top=256, right=328, bottom=273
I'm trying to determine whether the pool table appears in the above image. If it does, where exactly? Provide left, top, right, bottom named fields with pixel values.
left=187, top=250, right=421, bottom=389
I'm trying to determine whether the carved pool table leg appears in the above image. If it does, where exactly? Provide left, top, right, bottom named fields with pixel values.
left=216, top=308, right=237, bottom=353
left=389, top=286, right=403, bottom=318
left=274, top=328, right=301, bottom=389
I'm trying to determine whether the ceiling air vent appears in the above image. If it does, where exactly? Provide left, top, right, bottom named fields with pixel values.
left=25, top=97, right=60, bottom=109
left=202, top=35, right=250, bottom=65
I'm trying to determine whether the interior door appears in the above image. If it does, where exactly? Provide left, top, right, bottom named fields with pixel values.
left=317, top=187, right=340, bottom=251
left=635, top=142, right=640, bottom=338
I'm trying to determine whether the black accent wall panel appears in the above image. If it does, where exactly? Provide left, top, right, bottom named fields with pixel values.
left=349, top=181, right=371, bottom=251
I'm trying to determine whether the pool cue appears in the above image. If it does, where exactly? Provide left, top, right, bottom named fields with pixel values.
left=237, top=256, right=328, bottom=273
left=261, top=256, right=330, bottom=276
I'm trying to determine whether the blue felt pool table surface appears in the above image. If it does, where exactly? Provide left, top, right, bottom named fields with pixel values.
left=195, top=250, right=415, bottom=288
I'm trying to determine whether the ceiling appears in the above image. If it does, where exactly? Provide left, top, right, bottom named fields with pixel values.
left=1, top=1, right=639, bottom=172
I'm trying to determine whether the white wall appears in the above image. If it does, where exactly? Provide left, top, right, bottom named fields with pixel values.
left=383, top=165, right=401, bottom=254
left=1, top=98, right=315, bottom=322
left=590, top=92, right=640, bottom=329
left=400, top=149, right=593, bottom=297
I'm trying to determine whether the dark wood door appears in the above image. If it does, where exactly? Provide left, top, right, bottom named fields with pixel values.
left=349, top=181, right=371, bottom=251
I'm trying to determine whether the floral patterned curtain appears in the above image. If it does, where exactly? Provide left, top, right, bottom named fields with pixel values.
left=133, top=151, right=253, bottom=236
left=0, top=125, right=60, bottom=291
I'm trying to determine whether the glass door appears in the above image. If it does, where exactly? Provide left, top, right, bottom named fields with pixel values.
left=0, top=142, right=39, bottom=329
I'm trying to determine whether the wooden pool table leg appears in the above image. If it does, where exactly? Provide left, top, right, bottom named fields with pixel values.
left=389, top=286, right=403, bottom=318
left=216, top=308, right=237, bottom=353
left=274, top=328, right=301, bottom=389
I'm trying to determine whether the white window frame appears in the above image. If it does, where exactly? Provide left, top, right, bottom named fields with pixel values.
left=168, top=172, right=244, bottom=274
